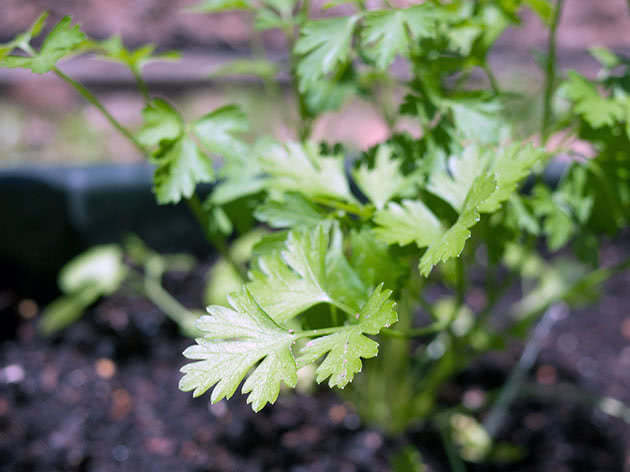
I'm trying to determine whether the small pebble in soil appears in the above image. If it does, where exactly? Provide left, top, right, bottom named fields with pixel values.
left=462, top=388, right=486, bottom=410
left=524, top=412, right=547, bottom=431
left=536, top=365, right=557, bottom=385
left=95, top=358, right=117, bottom=379
left=2, top=364, right=25, bottom=383
left=0, top=396, right=9, bottom=415
left=112, top=444, right=130, bottom=462
left=328, top=404, right=347, bottom=424
left=210, top=401, right=228, bottom=418
left=145, top=436, right=176, bottom=456
left=620, top=318, right=630, bottom=340
left=17, top=299, right=38, bottom=319
left=362, top=432, right=383, bottom=450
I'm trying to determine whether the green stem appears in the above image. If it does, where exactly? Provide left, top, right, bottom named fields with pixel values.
left=541, top=0, right=565, bottom=143
left=310, top=196, right=373, bottom=218
left=285, top=1, right=313, bottom=141
left=144, top=273, right=199, bottom=332
left=330, top=304, right=339, bottom=326
left=439, top=417, right=467, bottom=472
left=186, top=195, right=247, bottom=281
left=127, top=265, right=199, bottom=336
left=455, top=256, right=466, bottom=309
left=54, top=65, right=236, bottom=269
left=484, top=303, right=567, bottom=437
left=381, top=323, right=445, bottom=339
left=482, top=61, right=500, bottom=95
left=132, top=67, right=150, bottom=102
left=53, top=67, right=148, bottom=155
left=294, top=326, right=344, bottom=339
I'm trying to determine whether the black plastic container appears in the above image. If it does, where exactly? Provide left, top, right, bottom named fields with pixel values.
left=0, top=163, right=209, bottom=296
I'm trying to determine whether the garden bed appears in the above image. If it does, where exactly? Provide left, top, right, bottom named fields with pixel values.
left=1, top=248, right=629, bottom=471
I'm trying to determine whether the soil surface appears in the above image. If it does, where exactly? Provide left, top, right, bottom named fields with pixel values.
left=1, top=240, right=630, bottom=471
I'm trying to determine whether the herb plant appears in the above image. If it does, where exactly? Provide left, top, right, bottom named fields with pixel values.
left=4, top=1, right=630, bottom=466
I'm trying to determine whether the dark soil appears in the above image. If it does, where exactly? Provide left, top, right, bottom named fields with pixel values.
left=1, top=249, right=630, bottom=471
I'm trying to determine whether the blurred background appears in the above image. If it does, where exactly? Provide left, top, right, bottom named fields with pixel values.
left=1, top=0, right=629, bottom=165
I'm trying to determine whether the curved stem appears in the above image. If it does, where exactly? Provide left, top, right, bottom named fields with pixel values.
left=53, top=67, right=148, bottom=155
left=294, top=326, right=344, bottom=339
left=381, top=323, right=445, bottom=339
left=482, top=61, right=500, bottom=95
left=310, top=196, right=373, bottom=218
left=186, top=195, right=247, bottom=281
left=132, top=67, right=150, bottom=102
left=541, top=0, right=565, bottom=143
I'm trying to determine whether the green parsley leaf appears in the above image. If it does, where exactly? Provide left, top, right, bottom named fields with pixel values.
left=373, top=199, right=444, bottom=248
left=427, top=145, right=482, bottom=212
left=179, top=289, right=297, bottom=411
left=589, top=47, right=620, bottom=69
left=427, top=143, right=543, bottom=214
left=349, top=229, right=406, bottom=290
left=295, top=15, right=360, bottom=92
left=137, top=98, right=183, bottom=148
left=187, top=0, right=251, bottom=12
left=447, top=96, right=511, bottom=144
left=257, top=140, right=354, bottom=202
left=353, top=144, right=415, bottom=209
left=418, top=174, right=495, bottom=276
left=40, top=245, right=127, bottom=335
left=296, top=284, right=397, bottom=388
left=478, top=143, right=546, bottom=212
left=0, top=12, right=49, bottom=60
left=193, top=104, right=249, bottom=161
left=523, top=0, right=554, bottom=25
left=254, top=0, right=298, bottom=31
left=374, top=174, right=496, bottom=276
left=90, top=35, right=179, bottom=73
left=1, top=16, right=86, bottom=74
left=153, top=136, right=214, bottom=204
left=360, top=3, right=440, bottom=70
left=565, top=71, right=625, bottom=128
left=247, top=222, right=368, bottom=322
left=59, top=245, right=127, bottom=294
left=254, top=192, right=325, bottom=228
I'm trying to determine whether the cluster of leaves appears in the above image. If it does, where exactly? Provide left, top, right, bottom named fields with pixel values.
left=5, top=3, right=630, bottom=456
left=40, top=237, right=201, bottom=337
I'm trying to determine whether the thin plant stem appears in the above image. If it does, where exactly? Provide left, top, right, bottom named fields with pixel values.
left=439, top=420, right=467, bottom=472
left=294, top=326, right=344, bottom=339
left=186, top=195, right=247, bottom=281
left=482, top=61, right=500, bottom=94
left=144, top=273, right=200, bottom=331
left=127, top=267, right=199, bottom=335
left=381, top=323, right=445, bottom=339
left=132, top=67, right=151, bottom=102
left=484, top=303, right=568, bottom=437
left=541, top=0, right=565, bottom=143
left=455, top=256, right=466, bottom=309
left=310, top=196, right=373, bottom=218
left=53, top=67, right=148, bottom=155
left=523, top=382, right=630, bottom=424
left=330, top=304, right=339, bottom=326
left=53, top=64, right=240, bottom=266
left=285, top=4, right=313, bottom=141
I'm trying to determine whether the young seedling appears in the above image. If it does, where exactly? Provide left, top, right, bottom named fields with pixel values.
left=4, top=1, right=630, bottom=466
